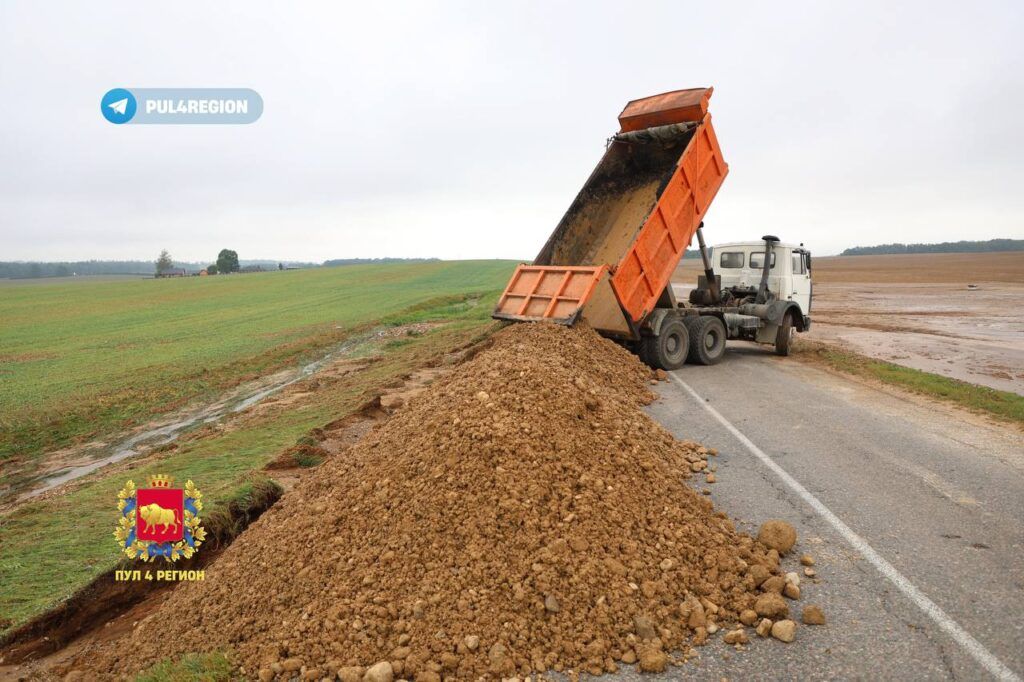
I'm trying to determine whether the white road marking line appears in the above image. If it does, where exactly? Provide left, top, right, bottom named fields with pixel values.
left=669, top=373, right=1021, bottom=682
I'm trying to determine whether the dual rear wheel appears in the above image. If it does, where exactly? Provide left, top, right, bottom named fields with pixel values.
left=640, top=315, right=727, bottom=370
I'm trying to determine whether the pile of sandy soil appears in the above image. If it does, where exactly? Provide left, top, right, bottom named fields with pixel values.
left=75, top=323, right=792, bottom=680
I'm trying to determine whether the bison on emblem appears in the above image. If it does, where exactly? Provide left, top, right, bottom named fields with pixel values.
left=138, top=502, right=180, bottom=535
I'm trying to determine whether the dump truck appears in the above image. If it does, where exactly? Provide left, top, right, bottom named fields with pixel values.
left=492, top=87, right=812, bottom=369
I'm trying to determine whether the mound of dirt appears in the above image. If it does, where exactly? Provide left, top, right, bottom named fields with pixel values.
left=75, top=323, right=789, bottom=679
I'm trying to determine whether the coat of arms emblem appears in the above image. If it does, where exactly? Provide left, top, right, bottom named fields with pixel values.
left=114, top=474, right=206, bottom=562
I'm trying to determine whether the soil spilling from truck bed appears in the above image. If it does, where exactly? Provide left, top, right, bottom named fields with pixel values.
left=72, top=322, right=787, bottom=680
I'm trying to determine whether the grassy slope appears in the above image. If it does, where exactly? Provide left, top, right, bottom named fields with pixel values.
left=0, top=261, right=515, bottom=471
left=0, top=291, right=505, bottom=633
left=795, top=340, right=1024, bottom=426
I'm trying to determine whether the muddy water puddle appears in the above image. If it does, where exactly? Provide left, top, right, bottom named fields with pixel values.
left=808, top=282, right=1024, bottom=395
left=5, top=326, right=414, bottom=505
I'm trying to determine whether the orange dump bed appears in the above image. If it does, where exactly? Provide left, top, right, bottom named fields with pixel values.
left=493, top=87, right=729, bottom=338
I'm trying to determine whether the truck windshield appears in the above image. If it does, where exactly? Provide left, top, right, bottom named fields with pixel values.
left=749, top=252, right=776, bottom=269
left=719, top=252, right=744, bottom=268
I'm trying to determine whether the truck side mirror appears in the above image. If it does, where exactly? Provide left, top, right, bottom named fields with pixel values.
left=805, top=253, right=812, bottom=271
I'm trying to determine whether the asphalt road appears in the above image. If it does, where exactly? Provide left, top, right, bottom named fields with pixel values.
left=618, top=344, right=1024, bottom=681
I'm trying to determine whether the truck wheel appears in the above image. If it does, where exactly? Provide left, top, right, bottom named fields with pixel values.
left=688, top=316, right=727, bottom=365
left=635, top=336, right=654, bottom=367
left=645, top=318, right=690, bottom=371
left=682, top=315, right=704, bottom=364
left=775, top=313, right=794, bottom=356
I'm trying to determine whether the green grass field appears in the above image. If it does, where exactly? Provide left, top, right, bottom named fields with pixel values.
left=0, top=261, right=515, bottom=482
left=0, top=262, right=515, bottom=636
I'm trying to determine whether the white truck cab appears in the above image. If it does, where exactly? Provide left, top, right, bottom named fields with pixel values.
left=637, top=231, right=813, bottom=368
left=672, top=233, right=812, bottom=359
left=710, top=240, right=813, bottom=321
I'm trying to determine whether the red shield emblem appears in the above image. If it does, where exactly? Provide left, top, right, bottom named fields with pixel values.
left=135, top=487, right=184, bottom=543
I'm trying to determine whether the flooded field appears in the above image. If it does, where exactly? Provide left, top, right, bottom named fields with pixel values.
left=674, top=252, right=1024, bottom=395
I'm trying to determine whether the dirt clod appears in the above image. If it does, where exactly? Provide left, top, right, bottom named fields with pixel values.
left=637, top=646, right=669, bottom=673
left=802, top=605, right=826, bottom=625
left=770, top=619, right=796, bottom=643
left=75, top=323, right=793, bottom=679
left=754, top=592, right=789, bottom=619
left=800, top=555, right=815, bottom=567
left=363, top=661, right=394, bottom=682
left=338, top=667, right=365, bottom=682
left=723, top=628, right=748, bottom=646
left=739, top=609, right=758, bottom=626
left=757, top=520, right=797, bottom=554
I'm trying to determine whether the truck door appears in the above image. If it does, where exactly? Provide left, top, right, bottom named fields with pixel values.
left=789, top=251, right=811, bottom=316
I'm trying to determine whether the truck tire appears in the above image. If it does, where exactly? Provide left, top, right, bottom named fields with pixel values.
left=681, top=315, right=703, bottom=364
left=643, top=318, right=690, bottom=371
left=775, top=312, right=794, bottom=356
left=688, top=315, right=727, bottom=365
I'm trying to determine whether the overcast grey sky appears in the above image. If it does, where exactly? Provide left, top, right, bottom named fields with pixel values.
left=1, top=1, right=1022, bottom=262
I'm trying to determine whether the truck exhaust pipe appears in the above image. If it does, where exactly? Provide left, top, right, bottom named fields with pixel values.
left=755, top=235, right=780, bottom=304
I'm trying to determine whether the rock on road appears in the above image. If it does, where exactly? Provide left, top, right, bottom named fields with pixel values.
left=623, top=344, right=1024, bottom=680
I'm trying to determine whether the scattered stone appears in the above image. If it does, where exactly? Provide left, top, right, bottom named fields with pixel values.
left=800, top=555, right=815, bottom=567
left=463, top=634, right=480, bottom=651
left=770, top=619, right=797, bottom=643
left=487, top=643, right=508, bottom=668
left=637, top=646, right=669, bottom=673
left=754, top=592, right=789, bottom=618
left=633, top=614, right=658, bottom=641
left=748, top=564, right=771, bottom=586
left=659, top=558, right=674, bottom=571
left=475, top=391, right=490, bottom=402
left=739, top=609, right=759, bottom=626
left=802, top=605, right=826, bottom=625
left=620, top=649, right=637, bottom=664
left=756, top=618, right=773, bottom=637
left=338, top=667, right=365, bottom=682
left=723, top=629, right=748, bottom=645
left=706, top=473, right=716, bottom=484
left=544, top=594, right=561, bottom=613
left=282, top=658, right=304, bottom=672
left=654, top=369, right=668, bottom=381
left=707, top=622, right=719, bottom=634
left=785, top=571, right=801, bottom=587
left=784, top=582, right=801, bottom=600
left=757, top=520, right=797, bottom=554
left=687, top=601, right=706, bottom=629
left=362, top=661, right=394, bottom=682
left=804, top=566, right=817, bottom=578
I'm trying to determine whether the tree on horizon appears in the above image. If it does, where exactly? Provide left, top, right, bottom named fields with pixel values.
left=156, top=249, right=173, bottom=273
left=216, top=249, right=240, bottom=274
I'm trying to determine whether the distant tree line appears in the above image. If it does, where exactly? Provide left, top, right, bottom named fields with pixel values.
left=0, top=260, right=185, bottom=279
left=840, top=239, right=1024, bottom=256
left=3, top=255, right=438, bottom=279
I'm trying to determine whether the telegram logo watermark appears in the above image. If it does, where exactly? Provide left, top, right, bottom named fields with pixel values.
left=100, top=88, right=262, bottom=125
left=101, top=88, right=138, bottom=124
